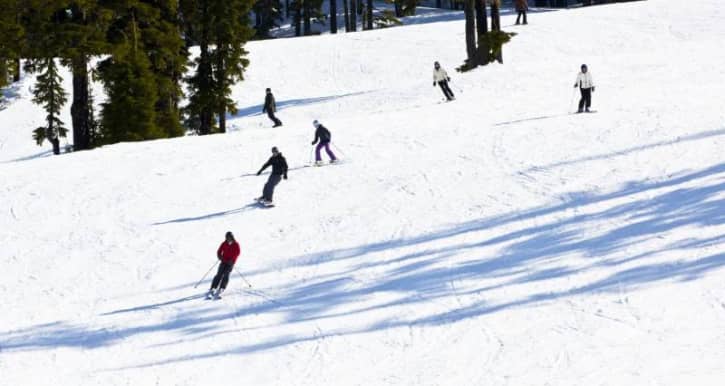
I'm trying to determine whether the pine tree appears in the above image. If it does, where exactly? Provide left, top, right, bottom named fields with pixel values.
left=141, top=1, right=186, bottom=138
left=31, top=58, right=67, bottom=155
left=210, top=0, right=253, bottom=133
left=182, top=0, right=253, bottom=135
left=98, top=3, right=163, bottom=143
left=56, top=1, right=110, bottom=151
left=0, top=0, right=24, bottom=92
left=254, top=0, right=284, bottom=38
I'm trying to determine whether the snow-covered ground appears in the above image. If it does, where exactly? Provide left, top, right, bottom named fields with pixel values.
left=2, top=1, right=725, bottom=384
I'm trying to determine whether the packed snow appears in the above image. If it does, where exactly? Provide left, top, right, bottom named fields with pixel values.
left=2, top=1, right=725, bottom=385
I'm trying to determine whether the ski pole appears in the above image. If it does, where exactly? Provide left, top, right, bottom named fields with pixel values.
left=233, top=266, right=253, bottom=288
left=194, top=260, right=219, bottom=288
left=450, top=79, right=463, bottom=94
left=308, top=145, right=315, bottom=165
left=331, top=142, right=348, bottom=159
left=569, top=87, right=578, bottom=113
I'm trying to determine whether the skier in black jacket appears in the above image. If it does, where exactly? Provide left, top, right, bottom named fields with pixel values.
left=256, top=147, right=288, bottom=205
left=311, top=120, right=337, bottom=166
left=262, top=88, right=282, bottom=127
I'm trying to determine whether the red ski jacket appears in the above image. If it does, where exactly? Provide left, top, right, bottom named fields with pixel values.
left=217, top=241, right=240, bottom=264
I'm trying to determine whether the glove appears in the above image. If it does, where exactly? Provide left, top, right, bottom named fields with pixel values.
left=311, top=141, right=315, bottom=145
left=592, top=87, right=596, bottom=92
left=433, top=82, right=436, bottom=86
left=573, top=84, right=577, bottom=88
left=256, top=171, right=261, bottom=176
left=283, top=175, right=288, bottom=180
left=447, top=77, right=451, bottom=81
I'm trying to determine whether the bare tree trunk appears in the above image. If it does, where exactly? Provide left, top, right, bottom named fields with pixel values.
left=366, top=0, right=372, bottom=30
left=350, top=0, right=357, bottom=31
left=70, top=55, right=91, bottom=151
left=464, top=0, right=477, bottom=67
left=294, top=2, right=302, bottom=36
left=330, top=0, right=338, bottom=33
left=476, top=0, right=487, bottom=36
left=303, top=0, right=311, bottom=35
left=13, top=58, right=20, bottom=82
left=343, top=0, right=350, bottom=31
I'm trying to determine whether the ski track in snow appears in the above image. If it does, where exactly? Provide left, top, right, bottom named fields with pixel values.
left=2, top=1, right=725, bottom=385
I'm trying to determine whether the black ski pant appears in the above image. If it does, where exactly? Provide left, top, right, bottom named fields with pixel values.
left=438, top=80, right=455, bottom=100
left=267, top=110, right=282, bottom=126
left=263, top=173, right=282, bottom=201
left=211, top=262, right=234, bottom=290
left=578, top=87, right=592, bottom=111
left=516, top=11, right=527, bottom=24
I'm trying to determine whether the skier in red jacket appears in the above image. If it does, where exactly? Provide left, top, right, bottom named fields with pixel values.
left=207, top=231, right=240, bottom=299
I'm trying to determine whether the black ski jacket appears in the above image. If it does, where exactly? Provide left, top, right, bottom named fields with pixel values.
left=312, top=125, right=331, bottom=144
left=258, top=154, right=288, bottom=177
left=263, top=94, right=276, bottom=113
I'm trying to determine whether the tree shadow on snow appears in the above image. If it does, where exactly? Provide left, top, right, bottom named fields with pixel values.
left=2, top=160, right=724, bottom=369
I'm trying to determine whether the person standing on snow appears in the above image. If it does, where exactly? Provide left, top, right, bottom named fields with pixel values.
left=256, top=146, right=288, bottom=206
left=573, top=64, right=595, bottom=113
left=433, top=61, right=455, bottom=101
left=515, top=0, right=528, bottom=25
left=310, top=120, right=337, bottom=166
left=262, top=88, right=283, bottom=127
left=207, top=231, right=240, bottom=299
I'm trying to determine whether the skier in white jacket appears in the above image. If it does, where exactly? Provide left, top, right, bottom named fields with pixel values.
left=573, top=64, right=595, bottom=113
left=433, top=61, right=455, bottom=101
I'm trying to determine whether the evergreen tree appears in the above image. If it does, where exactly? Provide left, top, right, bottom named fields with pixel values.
left=183, top=0, right=253, bottom=135
left=0, top=0, right=24, bottom=92
left=253, top=0, right=284, bottom=38
left=140, top=1, right=186, bottom=138
left=210, top=0, right=253, bottom=133
left=98, top=3, right=163, bottom=143
left=56, top=1, right=110, bottom=151
left=31, top=58, right=67, bottom=155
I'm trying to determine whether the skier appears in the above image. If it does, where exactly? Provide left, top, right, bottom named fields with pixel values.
left=256, top=146, right=288, bottom=206
left=207, top=231, right=240, bottom=299
left=262, top=88, right=283, bottom=127
left=310, top=120, right=337, bottom=166
left=573, top=64, right=595, bottom=113
left=515, top=0, right=528, bottom=25
left=433, top=61, right=455, bottom=101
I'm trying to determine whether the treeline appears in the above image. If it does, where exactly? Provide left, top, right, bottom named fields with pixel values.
left=0, top=1, right=253, bottom=154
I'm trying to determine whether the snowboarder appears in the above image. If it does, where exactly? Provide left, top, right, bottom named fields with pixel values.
left=310, top=120, right=337, bottom=166
left=263, top=88, right=283, bottom=127
left=573, top=64, right=595, bottom=113
left=515, top=0, right=528, bottom=25
left=256, top=146, right=288, bottom=206
left=433, top=61, right=455, bottom=101
left=207, top=231, right=240, bottom=299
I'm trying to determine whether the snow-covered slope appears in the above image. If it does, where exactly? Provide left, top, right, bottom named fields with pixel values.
left=2, top=1, right=725, bottom=385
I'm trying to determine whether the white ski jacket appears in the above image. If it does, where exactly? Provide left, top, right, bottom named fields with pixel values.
left=433, top=68, right=449, bottom=83
left=575, top=71, right=594, bottom=89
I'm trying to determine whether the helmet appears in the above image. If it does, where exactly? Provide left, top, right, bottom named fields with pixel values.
left=225, top=231, right=234, bottom=240
left=313, top=120, right=320, bottom=128
left=271, top=146, right=279, bottom=153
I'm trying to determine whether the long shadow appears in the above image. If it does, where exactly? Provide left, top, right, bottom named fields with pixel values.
left=3, top=150, right=54, bottom=163
left=153, top=204, right=258, bottom=225
left=3, top=162, right=724, bottom=368
left=493, top=113, right=571, bottom=126
left=522, top=127, right=725, bottom=173
left=229, top=91, right=374, bottom=120
left=101, top=295, right=205, bottom=316
left=401, top=6, right=558, bottom=26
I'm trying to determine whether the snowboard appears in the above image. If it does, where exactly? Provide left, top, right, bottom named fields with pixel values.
left=254, top=197, right=275, bottom=208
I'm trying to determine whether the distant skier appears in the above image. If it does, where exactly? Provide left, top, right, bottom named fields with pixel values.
left=573, top=64, right=595, bottom=113
left=515, top=0, right=528, bottom=25
left=310, top=120, right=337, bottom=166
left=263, top=88, right=283, bottom=127
left=207, top=231, right=240, bottom=299
left=433, top=61, right=455, bottom=101
left=256, top=146, right=288, bottom=206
